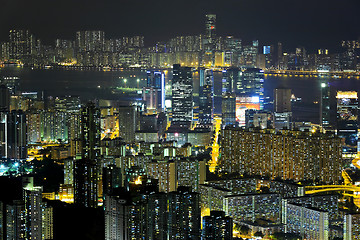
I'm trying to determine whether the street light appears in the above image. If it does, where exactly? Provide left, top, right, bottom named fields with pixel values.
left=123, top=78, right=127, bottom=88
left=137, top=79, right=140, bottom=89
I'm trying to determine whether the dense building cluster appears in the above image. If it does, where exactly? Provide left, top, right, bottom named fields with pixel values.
left=2, top=15, right=360, bottom=71
left=1, top=13, right=360, bottom=240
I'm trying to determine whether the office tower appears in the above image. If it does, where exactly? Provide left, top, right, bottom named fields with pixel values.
left=344, top=214, right=360, bottom=240
left=274, top=88, right=291, bottom=112
left=199, top=69, right=214, bottom=127
left=118, top=105, right=137, bottom=143
left=9, top=29, right=34, bottom=61
left=320, top=81, right=331, bottom=128
left=171, top=64, right=193, bottom=129
left=202, top=211, right=233, bottom=240
left=80, top=102, right=101, bottom=161
left=220, top=128, right=342, bottom=184
left=204, top=14, right=216, bottom=52
left=238, top=68, right=264, bottom=108
left=336, top=91, right=358, bottom=158
left=0, top=85, right=10, bottom=112
left=146, top=70, right=165, bottom=112
left=222, top=68, right=239, bottom=93
left=241, top=42, right=258, bottom=67
left=274, top=88, right=292, bottom=130
left=168, top=187, right=200, bottom=240
left=74, top=158, right=98, bottom=208
left=221, top=92, right=236, bottom=128
left=6, top=110, right=27, bottom=160
left=142, top=87, right=158, bottom=113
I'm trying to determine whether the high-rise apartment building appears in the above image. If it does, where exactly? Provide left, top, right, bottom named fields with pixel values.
left=344, top=214, right=360, bottom=240
left=202, top=211, right=233, bottom=240
left=220, top=128, right=342, bottom=184
left=168, top=187, right=200, bottom=240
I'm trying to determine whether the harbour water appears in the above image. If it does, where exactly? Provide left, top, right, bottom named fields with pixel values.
left=1, top=66, right=360, bottom=124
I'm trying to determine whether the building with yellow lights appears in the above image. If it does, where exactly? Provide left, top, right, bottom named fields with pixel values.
left=220, top=128, right=342, bottom=184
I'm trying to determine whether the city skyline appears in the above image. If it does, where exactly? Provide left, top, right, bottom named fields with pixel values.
left=1, top=0, right=360, bottom=52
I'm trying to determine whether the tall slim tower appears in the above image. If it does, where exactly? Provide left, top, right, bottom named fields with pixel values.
left=171, top=64, right=193, bottom=129
left=320, top=81, right=331, bottom=128
left=80, top=102, right=100, bottom=161
left=205, top=14, right=216, bottom=52
left=199, top=69, right=214, bottom=127
left=146, top=70, right=165, bottom=112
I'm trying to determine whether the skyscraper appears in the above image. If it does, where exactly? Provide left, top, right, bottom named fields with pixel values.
left=221, top=92, right=236, bottom=128
left=118, top=105, right=137, bottom=143
left=274, top=88, right=292, bottom=130
left=199, top=69, right=214, bottom=127
left=6, top=110, right=27, bottom=160
left=336, top=91, right=358, bottom=158
left=80, top=102, right=101, bottom=161
left=320, top=81, right=331, bottom=128
left=146, top=70, right=165, bottom=112
left=171, top=64, right=193, bottom=129
left=274, top=88, right=292, bottom=113
left=222, top=68, right=239, bottom=94
left=204, top=14, right=216, bottom=52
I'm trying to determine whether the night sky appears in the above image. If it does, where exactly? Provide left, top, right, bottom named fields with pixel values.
left=1, top=0, right=360, bottom=52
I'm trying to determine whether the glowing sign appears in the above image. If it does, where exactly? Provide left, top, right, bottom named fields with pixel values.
left=336, top=91, right=358, bottom=99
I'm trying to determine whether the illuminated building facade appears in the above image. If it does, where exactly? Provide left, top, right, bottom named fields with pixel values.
left=171, top=64, right=193, bottom=129
left=74, top=158, right=98, bottom=208
left=199, top=69, right=214, bottom=127
left=118, top=105, right=137, bottom=143
left=9, top=29, right=34, bottom=62
left=320, top=81, right=331, bottom=128
left=167, top=187, right=200, bottom=240
left=204, top=14, right=216, bottom=53
left=146, top=70, right=165, bottom=112
left=344, top=214, right=360, bottom=240
left=6, top=110, right=27, bottom=160
left=274, top=88, right=292, bottom=130
left=222, top=68, right=239, bottom=94
left=220, top=128, right=342, bottom=184
left=221, top=92, right=236, bottom=128
left=224, top=193, right=281, bottom=224
left=202, top=211, right=233, bottom=240
left=80, top=102, right=101, bottom=161
left=283, top=202, right=329, bottom=240
left=336, top=91, right=358, bottom=158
